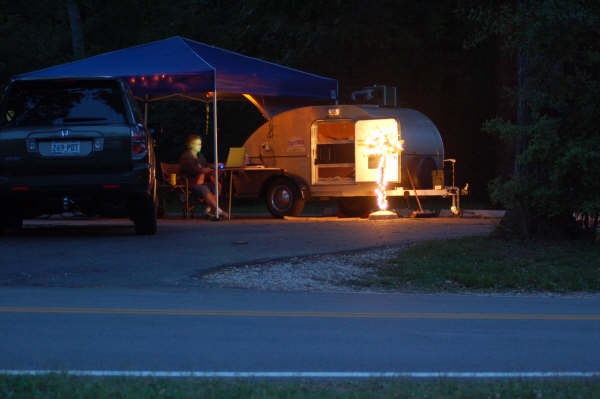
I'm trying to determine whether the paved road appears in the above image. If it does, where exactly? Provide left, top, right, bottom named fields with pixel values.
left=1, top=215, right=599, bottom=376
left=1, top=287, right=599, bottom=374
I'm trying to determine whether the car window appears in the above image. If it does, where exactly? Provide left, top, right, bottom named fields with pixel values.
left=0, top=80, right=128, bottom=127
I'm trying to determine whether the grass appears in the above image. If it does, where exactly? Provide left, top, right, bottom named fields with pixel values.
left=2, top=375, right=600, bottom=399
left=359, top=236, right=600, bottom=293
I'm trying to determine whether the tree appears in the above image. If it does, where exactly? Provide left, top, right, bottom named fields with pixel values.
left=66, top=0, right=84, bottom=58
left=467, top=0, right=600, bottom=239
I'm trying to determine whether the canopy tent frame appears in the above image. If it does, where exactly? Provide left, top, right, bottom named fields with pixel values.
left=211, top=71, right=219, bottom=215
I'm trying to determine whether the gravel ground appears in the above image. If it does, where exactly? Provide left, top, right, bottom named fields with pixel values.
left=201, top=245, right=413, bottom=293
left=200, top=212, right=505, bottom=293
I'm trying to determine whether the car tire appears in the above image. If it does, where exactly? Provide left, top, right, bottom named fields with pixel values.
left=265, top=178, right=305, bottom=218
left=133, top=191, right=158, bottom=235
left=0, top=206, right=23, bottom=234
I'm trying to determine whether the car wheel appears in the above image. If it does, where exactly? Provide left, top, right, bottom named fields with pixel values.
left=265, top=178, right=305, bottom=218
left=133, top=191, right=158, bottom=235
left=0, top=207, right=23, bottom=234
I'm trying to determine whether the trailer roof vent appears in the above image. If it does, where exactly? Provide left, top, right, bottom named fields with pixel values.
left=351, top=85, right=397, bottom=107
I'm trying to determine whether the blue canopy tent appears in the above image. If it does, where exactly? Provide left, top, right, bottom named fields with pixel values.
left=16, top=36, right=338, bottom=216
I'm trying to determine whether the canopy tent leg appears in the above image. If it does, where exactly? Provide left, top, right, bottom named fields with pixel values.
left=143, top=95, right=149, bottom=127
left=213, top=77, right=221, bottom=219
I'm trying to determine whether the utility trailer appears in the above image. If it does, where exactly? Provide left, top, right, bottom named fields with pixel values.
left=226, top=104, right=466, bottom=217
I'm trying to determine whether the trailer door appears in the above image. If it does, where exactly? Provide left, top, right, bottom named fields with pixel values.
left=355, top=118, right=400, bottom=183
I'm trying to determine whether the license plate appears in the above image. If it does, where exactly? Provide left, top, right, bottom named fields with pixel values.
left=50, top=141, right=80, bottom=155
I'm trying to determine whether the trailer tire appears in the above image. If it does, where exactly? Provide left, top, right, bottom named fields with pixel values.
left=338, top=197, right=374, bottom=218
left=265, top=178, right=305, bottom=218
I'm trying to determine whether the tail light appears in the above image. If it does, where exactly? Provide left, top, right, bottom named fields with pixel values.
left=131, top=126, right=148, bottom=160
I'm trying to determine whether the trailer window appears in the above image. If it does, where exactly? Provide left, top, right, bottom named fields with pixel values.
left=316, top=122, right=354, bottom=143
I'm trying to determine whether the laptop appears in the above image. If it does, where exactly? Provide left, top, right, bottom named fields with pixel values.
left=224, top=147, right=246, bottom=168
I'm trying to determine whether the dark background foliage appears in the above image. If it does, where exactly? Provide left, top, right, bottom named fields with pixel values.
left=0, top=0, right=503, bottom=202
left=2, top=0, right=598, bottom=237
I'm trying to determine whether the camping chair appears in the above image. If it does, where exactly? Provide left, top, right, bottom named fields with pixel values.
left=158, top=162, right=200, bottom=218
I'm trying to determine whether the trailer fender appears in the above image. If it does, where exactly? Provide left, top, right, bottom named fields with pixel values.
left=416, top=158, right=437, bottom=189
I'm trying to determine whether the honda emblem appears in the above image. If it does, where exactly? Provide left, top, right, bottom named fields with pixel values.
left=60, top=128, right=71, bottom=137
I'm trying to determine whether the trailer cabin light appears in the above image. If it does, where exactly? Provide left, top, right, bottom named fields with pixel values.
left=327, top=108, right=340, bottom=117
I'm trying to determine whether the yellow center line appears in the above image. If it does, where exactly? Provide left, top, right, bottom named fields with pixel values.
left=0, top=306, right=599, bottom=320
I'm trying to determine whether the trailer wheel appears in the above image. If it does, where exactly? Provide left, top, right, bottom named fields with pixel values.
left=265, top=178, right=305, bottom=218
left=338, top=197, right=374, bottom=218
left=451, top=205, right=463, bottom=217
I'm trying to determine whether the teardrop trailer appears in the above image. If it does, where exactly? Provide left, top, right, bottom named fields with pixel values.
left=226, top=103, right=468, bottom=218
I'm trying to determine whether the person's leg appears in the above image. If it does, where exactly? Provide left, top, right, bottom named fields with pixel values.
left=203, top=192, right=229, bottom=218
left=195, top=184, right=228, bottom=218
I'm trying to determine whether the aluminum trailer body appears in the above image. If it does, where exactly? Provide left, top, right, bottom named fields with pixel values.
left=231, top=104, right=463, bottom=217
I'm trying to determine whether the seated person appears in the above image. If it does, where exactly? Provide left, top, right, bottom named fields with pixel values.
left=178, top=134, right=228, bottom=219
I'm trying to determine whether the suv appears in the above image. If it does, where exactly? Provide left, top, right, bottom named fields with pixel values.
left=0, top=77, right=157, bottom=234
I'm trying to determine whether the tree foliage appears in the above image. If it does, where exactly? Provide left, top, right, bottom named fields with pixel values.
left=468, top=0, right=600, bottom=239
